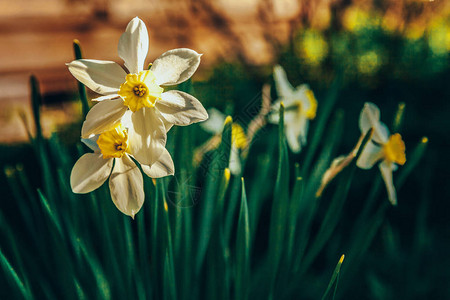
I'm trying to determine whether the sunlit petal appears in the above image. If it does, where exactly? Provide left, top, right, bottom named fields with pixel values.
left=81, top=99, right=127, bottom=138
left=157, top=91, right=208, bottom=126
left=128, top=107, right=167, bottom=165
left=67, top=59, right=126, bottom=95
left=118, top=17, right=149, bottom=74
left=109, top=154, right=145, bottom=218
left=70, top=153, right=113, bottom=193
left=151, top=48, right=202, bottom=86
left=141, top=148, right=175, bottom=178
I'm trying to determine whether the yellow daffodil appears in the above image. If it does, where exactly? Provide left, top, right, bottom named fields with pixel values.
left=357, top=102, right=406, bottom=205
left=71, top=121, right=174, bottom=218
left=67, top=17, right=208, bottom=166
left=268, top=65, right=317, bottom=153
left=200, top=108, right=248, bottom=175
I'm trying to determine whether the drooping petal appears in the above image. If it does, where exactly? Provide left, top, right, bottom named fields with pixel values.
left=128, top=107, right=167, bottom=165
left=359, top=102, right=389, bottom=144
left=356, top=141, right=383, bottom=169
left=156, top=90, right=208, bottom=126
left=379, top=160, right=397, bottom=206
left=118, top=17, right=149, bottom=74
left=141, top=148, right=175, bottom=178
left=81, top=135, right=100, bottom=152
left=109, top=154, right=145, bottom=218
left=151, top=48, right=202, bottom=86
left=200, top=108, right=226, bottom=134
left=228, top=145, right=242, bottom=175
left=285, top=116, right=308, bottom=153
left=81, top=99, right=127, bottom=138
left=273, top=65, right=294, bottom=99
left=70, top=153, right=113, bottom=193
left=67, top=59, right=127, bottom=95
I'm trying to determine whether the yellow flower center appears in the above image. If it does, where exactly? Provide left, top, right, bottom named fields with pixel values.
left=97, top=124, right=129, bottom=159
left=296, top=89, right=317, bottom=120
left=383, top=133, right=406, bottom=165
left=118, top=70, right=163, bottom=112
left=231, top=123, right=247, bottom=150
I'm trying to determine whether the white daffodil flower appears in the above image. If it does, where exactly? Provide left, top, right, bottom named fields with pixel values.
left=70, top=122, right=174, bottom=218
left=200, top=108, right=247, bottom=175
left=268, top=65, right=317, bottom=153
left=357, top=102, right=406, bottom=205
left=67, top=17, right=208, bottom=167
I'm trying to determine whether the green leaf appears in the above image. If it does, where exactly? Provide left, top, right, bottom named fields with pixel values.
left=268, top=102, right=290, bottom=296
left=195, top=117, right=233, bottom=274
left=78, top=240, right=111, bottom=300
left=300, top=127, right=373, bottom=274
left=321, top=255, right=345, bottom=300
left=30, top=75, right=42, bottom=143
left=73, top=39, right=90, bottom=118
left=235, top=178, right=250, bottom=300
left=396, top=137, right=428, bottom=189
left=37, top=189, right=63, bottom=238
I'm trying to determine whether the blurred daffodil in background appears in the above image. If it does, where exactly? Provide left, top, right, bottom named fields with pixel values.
left=357, top=102, right=406, bottom=205
left=269, top=65, right=317, bottom=153
left=200, top=108, right=248, bottom=175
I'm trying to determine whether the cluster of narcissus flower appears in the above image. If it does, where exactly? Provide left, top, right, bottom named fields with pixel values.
left=197, top=65, right=317, bottom=174
left=198, top=65, right=405, bottom=206
left=69, top=17, right=208, bottom=218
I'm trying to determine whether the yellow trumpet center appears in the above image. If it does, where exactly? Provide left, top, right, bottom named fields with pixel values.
left=231, top=123, right=247, bottom=150
left=118, top=70, right=163, bottom=112
left=97, top=124, right=129, bottom=159
left=383, top=133, right=406, bottom=165
left=296, top=89, right=317, bottom=120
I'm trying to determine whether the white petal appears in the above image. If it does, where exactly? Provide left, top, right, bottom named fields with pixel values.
left=151, top=48, right=201, bottom=86
left=128, top=107, right=167, bottom=165
left=70, top=153, right=113, bottom=194
left=67, top=59, right=126, bottom=95
left=356, top=141, right=383, bottom=169
left=92, top=94, right=120, bottom=102
left=81, top=99, right=127, bottom=138
left=228, top=145, right=242, bottom=175
left=81, top=135, right=100, bottom=152
left=200, top=108, right=226, bottom=134
left=163, top=118, right=174, bottom=132
left=379, top=160, right=397, bottom=206
left=359, top=102, right=389, bottom=144
left=273, top=65, right=294, bottom=99
left=141, top=148, right=175, bottom=178
left=157, top=90, right=208, bottom=126
left=118, top=17, right=149, bottom=74
left=285, top=117, right=308, bottom=153
left=109, top=154, right=145, bottom=218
